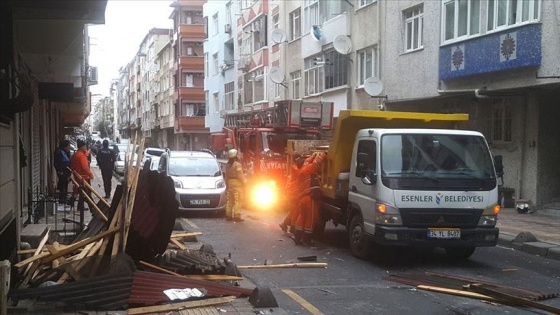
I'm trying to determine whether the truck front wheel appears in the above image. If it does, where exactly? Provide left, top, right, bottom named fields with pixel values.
left=445, top=247, right=475, bottom=260
left=348, top=215, right=372, bottom=259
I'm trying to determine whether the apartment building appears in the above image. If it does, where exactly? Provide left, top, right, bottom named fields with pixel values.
left=170, top=0, right=209, bottom=150
left=383, top=0, right=560, bottom=206
left=203, top=0, right=240, bottom=133
left=117, top=65, right=131, bottom=139
left=153, top=41, right=176, bottom=149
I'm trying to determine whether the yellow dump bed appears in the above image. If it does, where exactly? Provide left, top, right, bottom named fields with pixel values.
left=323, top=110, right=469, bottom=198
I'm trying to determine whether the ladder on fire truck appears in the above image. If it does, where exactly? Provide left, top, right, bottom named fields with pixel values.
left=223, top=100, right=333, bottom=130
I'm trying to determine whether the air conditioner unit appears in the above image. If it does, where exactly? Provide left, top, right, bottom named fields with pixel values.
left=224, top=24, right=232, bottom=33
left=88, top=67, right=98, bottom=86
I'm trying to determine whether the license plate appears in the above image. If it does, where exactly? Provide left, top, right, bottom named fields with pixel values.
left=190, top=199, right=211, bottom=205
left=427, top=229, right=461, bottom=239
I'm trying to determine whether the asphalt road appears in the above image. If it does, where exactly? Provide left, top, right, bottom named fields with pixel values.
left=180, top=209, right=560, bottom=315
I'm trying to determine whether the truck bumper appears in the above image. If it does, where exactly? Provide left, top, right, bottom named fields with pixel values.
left=372, top=226, right=499, bottom=248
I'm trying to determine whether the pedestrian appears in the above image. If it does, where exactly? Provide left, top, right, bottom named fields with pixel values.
left=70, top=139, right=94, bottom=212
left=279, top=154, right=302, bottom=234
left=292, top=151, right=326, bottom=246
left=96, top=139, right=116, bottom=199
left=225, top=149, right=246, bottom=222
left=53, top=139, right=72, bottom=202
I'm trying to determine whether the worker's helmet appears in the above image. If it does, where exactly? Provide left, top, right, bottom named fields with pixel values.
left=228, top=149, right=238, bottom=159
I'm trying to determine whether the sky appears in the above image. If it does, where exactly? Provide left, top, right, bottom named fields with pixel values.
left=88, top=0, right=174, bottom=97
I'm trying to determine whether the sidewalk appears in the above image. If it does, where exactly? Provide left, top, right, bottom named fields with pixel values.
left=497, top=207, right=560, bottom=260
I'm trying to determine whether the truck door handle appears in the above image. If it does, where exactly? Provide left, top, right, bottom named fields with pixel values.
left=351, top=186, right=357, bottom=193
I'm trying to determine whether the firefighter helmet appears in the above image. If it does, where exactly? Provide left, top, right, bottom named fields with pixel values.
left=228, top=149, right=238, bottom=159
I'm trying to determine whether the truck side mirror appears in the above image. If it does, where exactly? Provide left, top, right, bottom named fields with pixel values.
left=357, top=152, right=377, bottom=185
left=493, top=155, right=504, bottom=178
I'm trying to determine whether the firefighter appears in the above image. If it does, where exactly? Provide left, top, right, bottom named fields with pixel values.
left=225, top=149, right=246, bottom=222
left=279, top=154, right=302, bottom=234
left=292, top=151, right=326, bottom=245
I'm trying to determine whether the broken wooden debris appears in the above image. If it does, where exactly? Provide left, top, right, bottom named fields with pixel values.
left=127, top=296, right=236, bottom=315
left=468, top=284, right=560, bottom=314
left=237, top=262, right=327, bottom=269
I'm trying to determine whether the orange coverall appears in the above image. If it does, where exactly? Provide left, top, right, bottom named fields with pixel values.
left=283, top=164, right=301, bottom=229
left=70, top=149, right=94, bottom=194
left=294, top=152, right=326, bottom=235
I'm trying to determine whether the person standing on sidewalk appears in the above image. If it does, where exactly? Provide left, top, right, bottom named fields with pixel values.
left=225, top=149, right=246, bottom=222
left=53, top=139, right=72, bottom=202
left=96, top=139, right=116, bottom=199
left=70, top=139, right=94, bottom=211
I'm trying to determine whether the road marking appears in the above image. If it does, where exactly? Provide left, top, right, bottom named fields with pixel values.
left=282, top=289, right=324, bottom=315
left=181, top=218, right=198, bottom=229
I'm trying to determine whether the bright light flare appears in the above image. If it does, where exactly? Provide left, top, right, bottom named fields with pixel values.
left=252, top=184, right=276, bottom=208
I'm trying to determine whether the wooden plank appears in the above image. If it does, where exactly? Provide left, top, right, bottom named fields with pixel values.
left=23, top=232, right=49, bottom=276
left=127, top=296, right=236, bottom=315
left=46, top=244, right=82, bottom=281
left=169, top=238, right=186, bottom=250
left=170, top=232, right=203, bottom=238
left=139, top=261, right=243, bottom=281
left=70, top=168, right=111, bottom=208
left=123, top=137, right=144, bottom=250
left=69, top=176, right=108, bottom=222
left=417, top=285, right=497, bottom=301
left=14, top=252, right=50, bottom=269
left=237, top=263, right=327, bottom=269
left=469, top=284, right=560, bottom=314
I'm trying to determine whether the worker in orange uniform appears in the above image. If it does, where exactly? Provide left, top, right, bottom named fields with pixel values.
left=279, top=154, right=302, bottom=234
left=225, top=149, right=247, bottom=222
left=70, top=139, right=94, bottom=212
left=293, top=151, right=326, bottom=245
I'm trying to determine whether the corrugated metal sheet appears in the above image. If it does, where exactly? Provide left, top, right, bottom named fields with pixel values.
left=8, top=272, right=133, bottom=311
left=155, top=249, right=225, bottom=275
left=129, top=271, right=253, bottom=306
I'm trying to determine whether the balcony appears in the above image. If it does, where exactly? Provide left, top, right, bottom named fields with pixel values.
left=177, top=24, right=205, bottom=39
left=176, top=56, right=204, bottom=71
left=176, top=87, right=205, bottom=101
left=176, top=116, right=206, bottom=130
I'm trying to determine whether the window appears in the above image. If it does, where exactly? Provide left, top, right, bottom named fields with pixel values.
left=304, top=56, right=324, bottom=96
left=404, top=6, right=423, bottom=52
left=212, top=13, right=219, bottom=35
left=225, top=2, right=232, bottom=26
left=289, top=8, right=301, bottom=41
left=359, top=0, right=375, bottom=7
left=205, top=91, right=209, bottom=114
left=252, top=16, right=267, bottom=51
left=244, top=69, right=265, bottom=104
left=179, top=102, right=206, bottom=117
left=357, top=46, right=378, bottom=86
left=213, top=92, right=219, bottom=113
left=487, top=0, right=540, bottom=31
left=184, top=73, right=194, bottom=87
left=212, top=53, right=219, bottom=75
left=442, top=0, right=481, bottom=42
left=304, top=0, right=319, bottom=33
left=291, top=71, right=301, bottom=99
left=492, top=102, right=512, bottom=142
left=324, top=50, right=348, bottom=90
left=273, top=14, right=279, bottom=30
left=273, top=83, right=280, bottom=98
left=204, top=53, right=209, bottom=77
left=224, top=81, right=235, bottom=110
left=356, top=140, right=376, bottom=177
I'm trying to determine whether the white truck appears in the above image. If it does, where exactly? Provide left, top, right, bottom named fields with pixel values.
left=288, top=110, right=502, bottom=260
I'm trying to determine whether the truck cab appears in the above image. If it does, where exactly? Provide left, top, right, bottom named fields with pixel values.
left=345, top=128, right=500, bottom=259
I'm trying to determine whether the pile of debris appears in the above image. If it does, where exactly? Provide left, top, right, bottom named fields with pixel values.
left=8, top=138, right=256, bottom=313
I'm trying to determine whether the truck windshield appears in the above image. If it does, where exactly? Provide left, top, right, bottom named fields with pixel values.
left=381, top=134, right=496, bottom=191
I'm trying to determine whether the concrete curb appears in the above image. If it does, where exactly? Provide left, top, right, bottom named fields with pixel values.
left=498, top=232, right=560, bottom=261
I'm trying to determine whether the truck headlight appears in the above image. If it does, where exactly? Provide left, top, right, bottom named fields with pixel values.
left=375, top=203, right=403, bottom=225
left=478, top=204, right=500, bottom=227
left=216, top=180, right=226, bottom=189
left=174, top=180, right=182, bottom=189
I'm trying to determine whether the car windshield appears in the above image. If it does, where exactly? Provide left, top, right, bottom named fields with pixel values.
left=169, top=157, right=221, bottom=177
left=381, top=134, right=495, bottom=179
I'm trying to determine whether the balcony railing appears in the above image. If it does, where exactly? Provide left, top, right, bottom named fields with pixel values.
left=176, top=116, right=206, bottom=129
left=175, top=87, right=205, bottom=100
left=177, top=24, right=205, bottom=39
left=176, top=56, right=204, bottom=70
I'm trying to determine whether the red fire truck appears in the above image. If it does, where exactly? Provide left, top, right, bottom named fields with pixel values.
left=211, top=100, right=333, bottom=210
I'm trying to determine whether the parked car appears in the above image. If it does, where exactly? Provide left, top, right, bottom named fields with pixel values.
left=158, top=151, right=226, bottom=214
left=141, top=147, right=168, bottom=168
left=114, top=152, right=138, bottom=175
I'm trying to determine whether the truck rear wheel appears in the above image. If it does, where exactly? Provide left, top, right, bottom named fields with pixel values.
left=445, top=247, right=475, bottom=260
left=348, top=215, right=372, bottom=259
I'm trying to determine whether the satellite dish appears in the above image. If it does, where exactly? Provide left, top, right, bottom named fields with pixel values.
left=269, top=66, right=286, bottom=84
left=333, top=35, right=352, bottom=55
left=311, top=25, right=322, bottom=41
left=364, top=77, right=383, bottom=96
left=271, top=28, right=287, bottom=44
